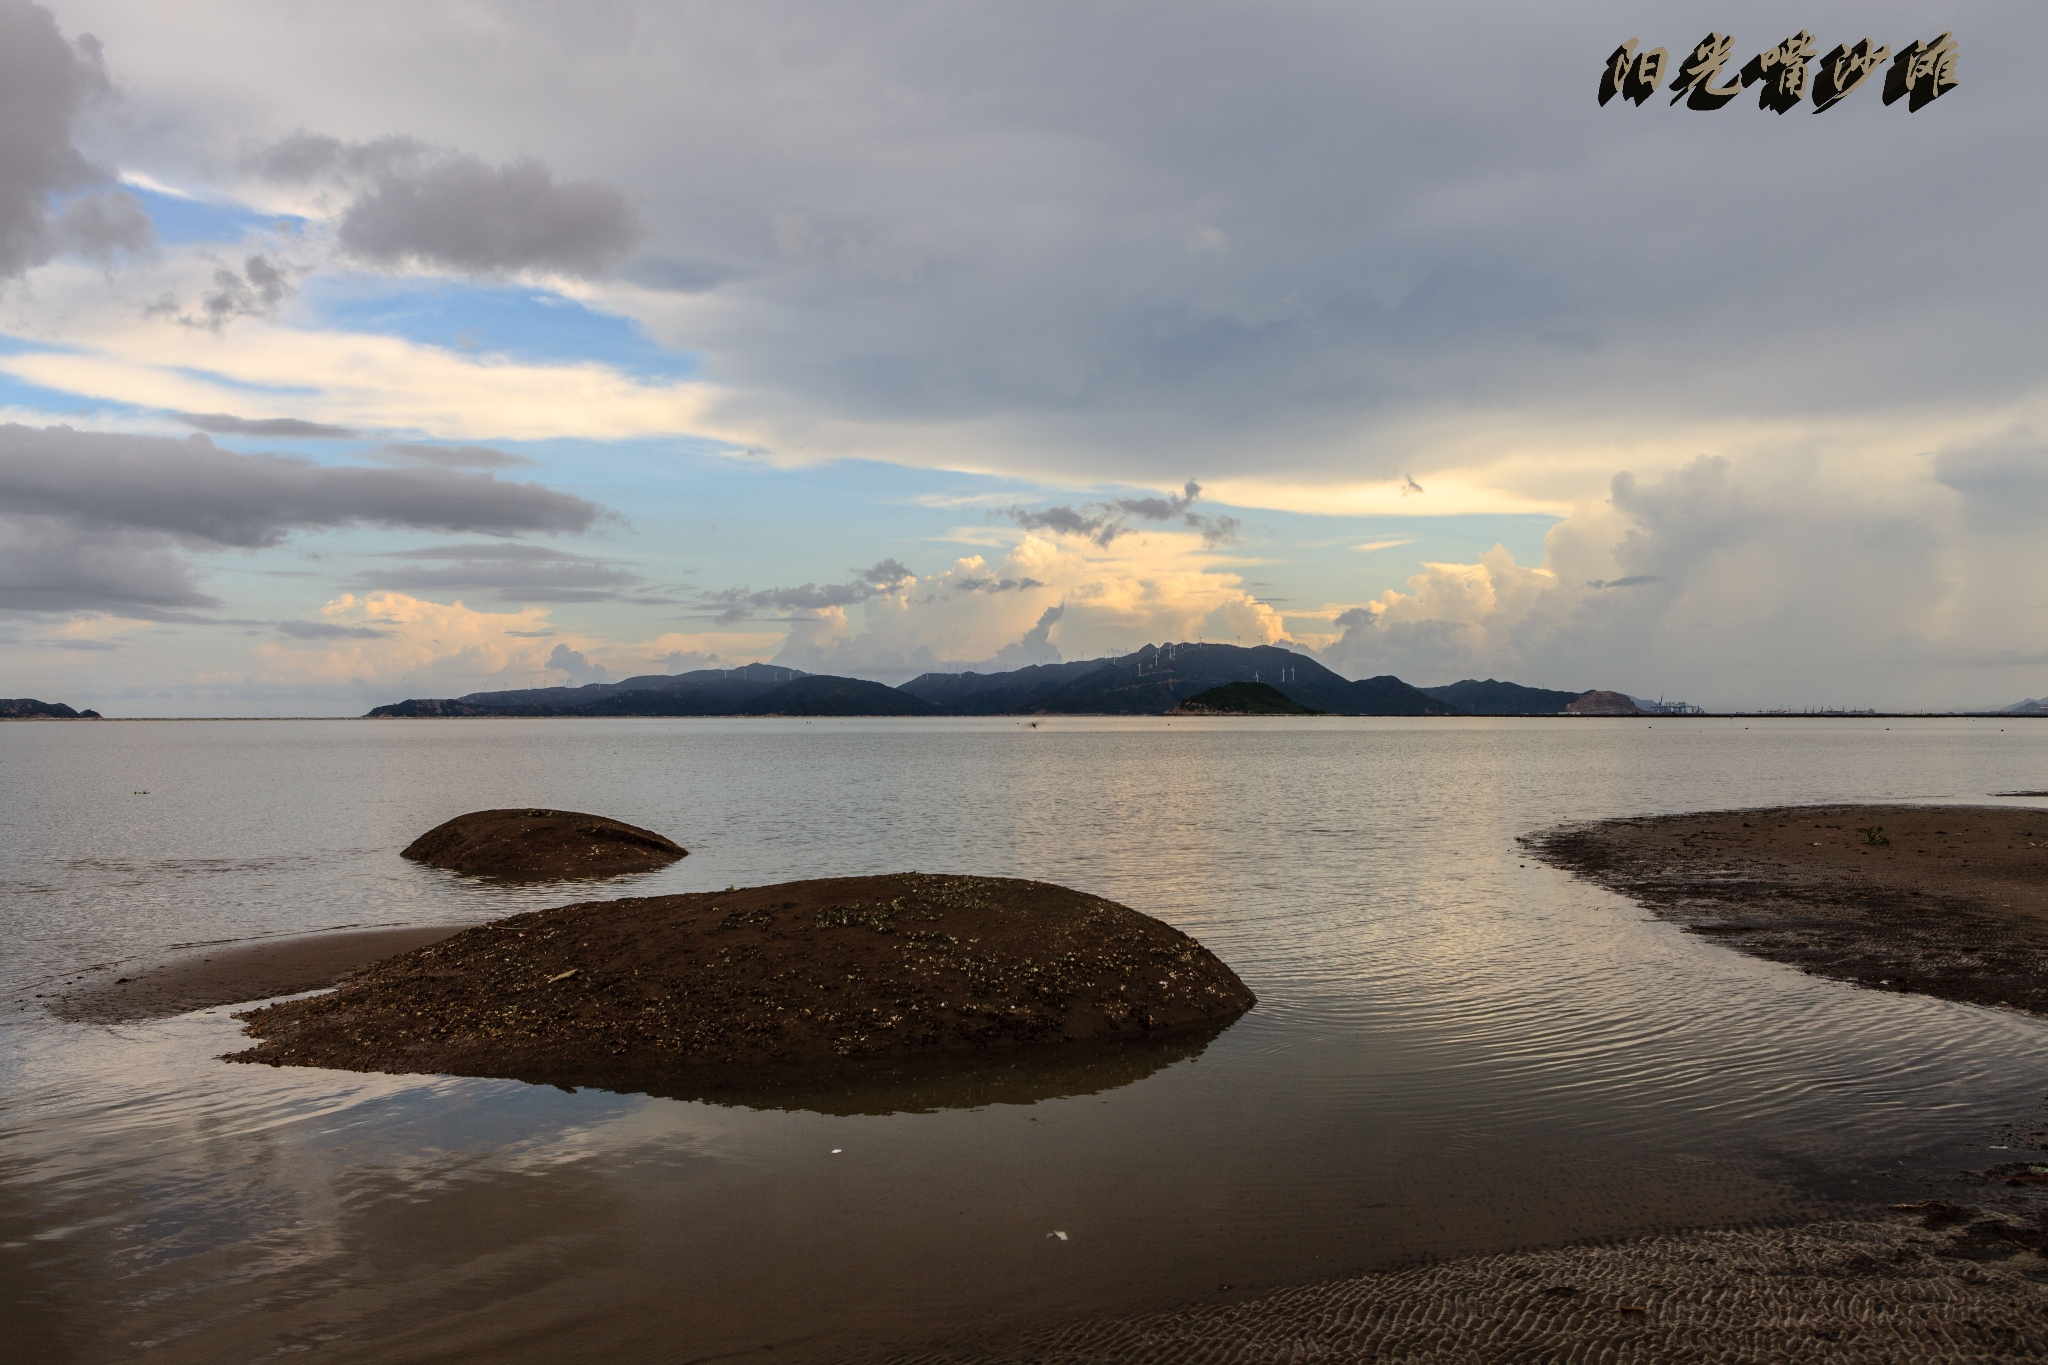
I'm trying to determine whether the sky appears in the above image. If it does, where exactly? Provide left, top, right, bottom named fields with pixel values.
left=0, top=1, right=2041, bottom=715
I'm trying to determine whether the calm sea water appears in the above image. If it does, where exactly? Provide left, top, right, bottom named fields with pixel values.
left=3, top=716, right=2047, bottom=1363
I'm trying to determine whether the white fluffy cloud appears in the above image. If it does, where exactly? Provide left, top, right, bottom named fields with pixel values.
left=769, top=527, right=1286, bottom=682
left=1314, top=443, right=2044, bottom=709
left=253, top=591, right=782, bottom=697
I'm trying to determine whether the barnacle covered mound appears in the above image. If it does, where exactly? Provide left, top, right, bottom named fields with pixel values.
left=400, top=808, right=686, bottom=878
left=226, top=874, right=1255, bottom=1082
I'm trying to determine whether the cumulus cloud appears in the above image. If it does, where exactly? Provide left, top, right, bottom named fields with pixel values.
left=0, top=424, right=606, bottom=617
left=1306, top=452, right=2012, bottom=708
left=1003, top=481, right=1239, bottom=548
left=546, top=642, right=608, bottom=683
left=178, top=253, right=293, bottom=331
left=767, top=527, right=1283, bottom=681
left=0, top=1, right=153, bottom=278
left=657, top=648, right=723, bottom=673
left=247, top=130, right=642, bottom=278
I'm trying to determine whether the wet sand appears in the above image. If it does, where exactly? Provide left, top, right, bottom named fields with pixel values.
left=54, top=925, right=464, bottom=1023
left=878, top=1212, right=2048, bottom=1363
left=1527, top=804, right=2048, bottom=1016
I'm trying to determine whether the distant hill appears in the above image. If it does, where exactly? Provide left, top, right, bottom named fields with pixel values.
left=746, top=675, right=937, bottom=717
left=2003, top=697, right=2048, bottom=716
left=368, top=666, right=935, bottom=718
left=895, top=659, right=1116, bottom=715
left=1419, top=678, right=1580, bottom=715
left=368, top=643, right=1461, bottom=717
left=1172, top=681, right=1320, bottom=715
left=1564, top=689, right=1642, bottom=716
left=1, top=698, right=101, bottom=719
left=457, top=662, right=805, bottom=710
left=905, top=642, right=1459, bottom=715
left=370, top=663, right=806, bottom=718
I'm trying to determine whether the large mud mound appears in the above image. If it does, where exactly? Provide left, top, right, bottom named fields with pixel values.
left=227, top=873, right=1255, bottom=1084
left=878, top=1218, right=2048, bottom=1364
left=401, top=807, right=686, bottom=877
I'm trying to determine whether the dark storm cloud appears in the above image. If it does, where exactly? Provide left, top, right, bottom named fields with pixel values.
left=247, top=131, right=642, bottom=278
left=0, top=514, right=218, bottom=615
left=274, top=620, right=389, bottom=639
left=700, top=559, right=919, bottom=623
left=356, top=542, right=675, bottom=605
left=0, top=425, right=603, bottom=547
left=1002, top=481, right=1238, bottom=547
left=0, top=1, right=153, bottom=278
left=0, top=424, right=606, bottom=617
left=1934, top=438, right=2048, bottom=530
left=181, top=254, right=294, bottom=331
left=177, top=412, right=358, bottom=439
left=360, top=560, right=646, bottom=604
left=375, top=443, right=536, bottom=469
left=243, top=130, right=426, bottom=183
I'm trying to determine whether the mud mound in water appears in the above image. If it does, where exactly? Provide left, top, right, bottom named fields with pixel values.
left=401, top=808, right=686, bottom=878
left=226, top=873, right=1255, bottom=1084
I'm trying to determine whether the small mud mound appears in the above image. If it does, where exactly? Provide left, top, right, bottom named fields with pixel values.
left=226, top=873, right=1255, bottom=1085
left=401, top=808, right=686, bottom=878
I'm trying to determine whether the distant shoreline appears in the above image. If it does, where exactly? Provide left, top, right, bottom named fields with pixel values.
left=10, top=712, right=2045, bottom=722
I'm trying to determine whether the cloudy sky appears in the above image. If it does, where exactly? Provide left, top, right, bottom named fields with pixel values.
left=1, top=1, right=2039, bottom=714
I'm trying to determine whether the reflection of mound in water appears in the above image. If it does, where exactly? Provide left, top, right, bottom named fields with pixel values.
left=518, top=1020, right=1230, bottom=1115
left=401, top=808, right=687, bottom=879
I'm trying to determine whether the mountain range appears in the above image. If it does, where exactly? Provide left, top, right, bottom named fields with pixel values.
left=365, top=646, right=1542, bottom=718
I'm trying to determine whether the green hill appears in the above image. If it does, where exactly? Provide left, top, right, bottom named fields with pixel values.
left=1172, top=681, right=1321, bottom=715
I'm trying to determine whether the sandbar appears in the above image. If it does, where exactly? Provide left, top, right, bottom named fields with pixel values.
left=1527, top=803, right=2048, bottom=1016
left=55, top=926, right=466, bottom=1024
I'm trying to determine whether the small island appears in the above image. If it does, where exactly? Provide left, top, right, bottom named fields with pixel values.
left=227, top=873, right=1256, bottom=1087
left=402, top=808, right=687, bottom=878
left=1171, top=681, right=1322, bottom=715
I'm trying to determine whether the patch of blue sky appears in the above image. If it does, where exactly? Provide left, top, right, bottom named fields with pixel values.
left=426, top=446, right=1566, bottom=637
left=1225, top=509, right=1560, bottom=617
left=119, top=183, right=296, bottom=246
left=0, top=366, right=167, bottom=426
left=300, top=274, right=700, bottom=382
